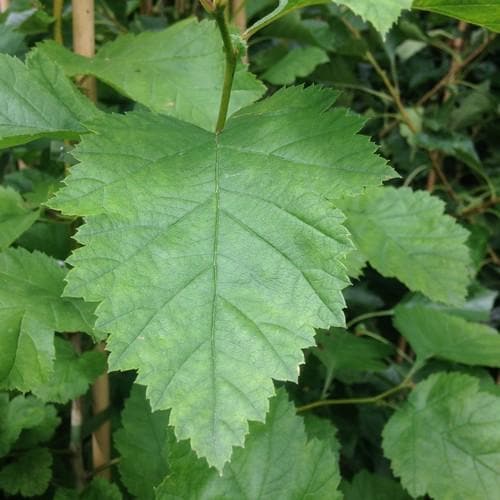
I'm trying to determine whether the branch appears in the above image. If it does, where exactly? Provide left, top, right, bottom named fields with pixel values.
left=418, top=33, right=496, bottom=107
left=296, top=365, right=420, bottom=413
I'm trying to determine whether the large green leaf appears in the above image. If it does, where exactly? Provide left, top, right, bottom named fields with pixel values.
left=394, top=302, right=500, bottom=367
left=114, top=385, right=172, bottom=500
left=156, top=389, right=342, bottom=499
left=338, top=187, right=471, bottom=305
left=0, top=186, right=39, bottom=249
left=38, top=19, right=265, bottom=132
left=31, top=337, right=106, bottom=403
left=0, top=50, right=98, bottom=149
left=413, top=0, right=500, bottom=32
left=0, top=447, right=52, bottom=497
left=383, top=372, right=500, bottom=499
left=49, top=86, right=394, bottom=470
left=0, top=248, right=97, bottom=391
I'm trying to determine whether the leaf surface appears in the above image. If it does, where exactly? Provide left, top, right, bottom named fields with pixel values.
left=0, top=248, right=97, bottom=391
left=0, top=186, right=39, bottom=249
left=0, top=50, right=98, bottom=148
left=338, top=187, right=471, bottom=305
left=394, top=302, right=500, bottom=367
left=383, top=372, right=500, bottom=499
left=49, top=86, right=394, bottom=469
left=156, top=389, right=342, bottom=499
left=38, top=19, right=265, bottom=131
left=413, top=0, right=500, bottom=32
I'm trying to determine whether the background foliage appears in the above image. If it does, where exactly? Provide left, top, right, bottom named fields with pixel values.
left=0, top=0, right=499, bottom=498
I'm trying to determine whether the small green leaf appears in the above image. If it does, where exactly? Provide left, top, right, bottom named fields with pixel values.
left=0, top=394, right=57, bottom=457
left=413, top=0, right=500, bottom=32
left=0, top=186, right=39, bottom=250
left=313, top=328, right=391, bottom=380
left=31, top=337, right=106, bottom=403
left=0, top=248, right=98, bottom=391
left=247, top=0, right=411, bottom=37
left=262, top=46, right=329, bottom=84
left=338, top=187, right=471, bottom=305
left=55, top=478, right=123, bottom=500
left=342, top=470, right=411, bottom=500
left=38, top=19, right=265, bottom=132
left=394, top=303, right=500, bottom=367
left=0, top=50, right=98, bottom=149
left=336, top=0, right=413, bottom=37
left=49, top=86, right=394, bottom=470
left=114, top=385, right=171, bottom=500
left=0, top=447, right=52, bottom=497
left=156, top=389, right=342, bottom=499
left=383, top=372, right=500, bottom=499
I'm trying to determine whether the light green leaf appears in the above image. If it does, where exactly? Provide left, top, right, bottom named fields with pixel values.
left=262, top=46, right=329, bottom=85
left=31, top=337, right=106, bottom=403
left=246, top=0, right=330, bottom=38
left=247, top=0, right=411, bottom=37
left=156, top=389, right=342, bottom=499
left=383, top=372, right=500, bottom=499
left=338, top=187, right=471, bottom=305
left=394, top=303, right=500, bottom=367
left=0, top=393, right=58, bottom=457
left=0, top=248, right=97, bottom=391
left=37, top=19, right=265, bottom=132
left=48, top=86, right=394, bottom=470
left=337, top=0, right=413, bottom=36
left=313, top=328, right=391, bottom=380
left=342, top=470, right=411, bottom=500
left=0, top=447, right=52, bottom=497
left=413, top=0, right=500, bottom=32
left=114, top=385, right=171, bottom=500
left=0, top=186, right=39, bottom=250
left=0, top=50, right=98, bottom=149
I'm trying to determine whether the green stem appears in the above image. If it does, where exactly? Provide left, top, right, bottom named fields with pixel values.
left=346, top=309, right=394, bottom=329
left=214, top=6, right=237, bottom=133
left=297, top=364, right=420, bottom=413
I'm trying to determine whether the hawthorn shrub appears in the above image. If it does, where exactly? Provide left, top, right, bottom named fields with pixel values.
left=0, top=0, right=499, bottom=499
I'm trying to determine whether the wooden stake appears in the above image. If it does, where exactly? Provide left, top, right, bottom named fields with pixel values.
left=72, top=0, right=97, bottom=101
left=72, top=0, right=111, bottom=481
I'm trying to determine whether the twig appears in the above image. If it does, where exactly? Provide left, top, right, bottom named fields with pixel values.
left=418, top=33, right=496, bottom=107
left=86, top=457, right=121, bottom=479
left=53, top=0, right=64, bottom=44
left=213, top=4, right=238, bottom=133
left=69, top=335, right=86, bottom=491
left=297, top=365, right=419, bottom=413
